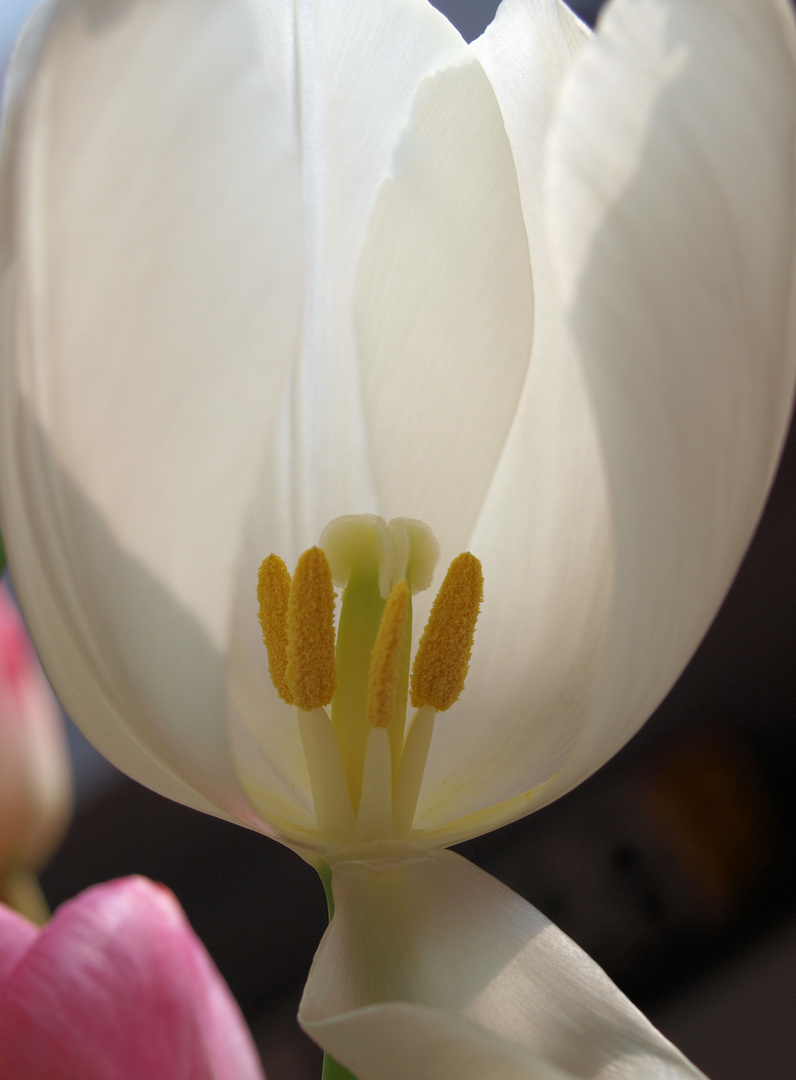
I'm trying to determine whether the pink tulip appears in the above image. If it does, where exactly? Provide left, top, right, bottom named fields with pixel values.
left=0, top=876, right=265, bottom=1079
left=0, top=581, right=72, bottom=877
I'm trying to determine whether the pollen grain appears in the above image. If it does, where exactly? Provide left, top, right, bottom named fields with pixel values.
left=410, top=552, right=483, bottom=711
left=257, top=554, right=293, bottom=705
left=367, top=579, right=410, bottom=729
left=286, top=547, right=337, bottom=711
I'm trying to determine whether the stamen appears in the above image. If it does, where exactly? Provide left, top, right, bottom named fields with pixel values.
left=410, top=552, right=483, bottom=711
left=257, top=554, right=293, bottom=705
left=297, top=707, right=355, bottom=839
left=254, top=516, right=483, bottom=845
left=286, top=547, right=337, bottom=710
left=355, top=727, right=393, bottom=843
left=393, top=704, right=436, bottom=837
left=366, top=580, right=410, bottom=729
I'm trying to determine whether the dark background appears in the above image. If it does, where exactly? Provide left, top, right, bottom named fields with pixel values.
left=18, top=1, right=796, bottom=1078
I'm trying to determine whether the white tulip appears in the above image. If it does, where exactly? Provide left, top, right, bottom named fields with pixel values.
left=0, top=0, right=794, bottom=1076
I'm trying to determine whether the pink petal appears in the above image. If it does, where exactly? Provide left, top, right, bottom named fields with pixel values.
left=0, top=582, right=73, bottom=869
left=0, top=903, right=36, bottom=982
left=0, top=877, right=264, bottom=1079
left=0, top=582, right=36, bottom=695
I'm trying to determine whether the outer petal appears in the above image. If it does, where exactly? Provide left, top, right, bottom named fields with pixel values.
left=544, top=0, right=796, bottom=799
left=0, top=877, right=264, bottom=1079
left=299, top=846, right=706, bottom=1080
left=0, top=0, right=303, bottom=825
left=0, top=904, right=36, bottom=982
left=412, top=0, right=796, bottom=840
left=410, top=0, right=601, bottom=839
left=0, top=0, right=533, bottom=845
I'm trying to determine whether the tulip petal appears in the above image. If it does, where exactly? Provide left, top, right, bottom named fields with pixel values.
left=0, top=877, right=264, bottom=1079
left=1, top=0, right=534, bottom=842
left=0, top=582, right=73, bottom=869
left=352, top=34, right=533, bottom=559
left=544, top=0, right=796, bottom=796
left=411, top=0, right=605, bottom=835
left=413, top=0, right=796, bottom=838
left=474, top=0, right=589, bottom=334
left=0, top=0, right=37, bottom=88
left=0, top=0, right=304, bottom=823
left=0, top=904, right=36, bottom=982
left=222, top=0, right=533, bottom=836
left=300, top=847, right=706, bottom=1080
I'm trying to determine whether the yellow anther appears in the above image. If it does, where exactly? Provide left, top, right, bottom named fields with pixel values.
left=257, top=554, right=293, bottom=705
left=410, top=552, right=483, bottom=711
left=286, top=547, right=337, bottom=711
left=366, top=580, right=410, bottom=729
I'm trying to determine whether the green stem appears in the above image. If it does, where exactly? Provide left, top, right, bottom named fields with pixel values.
left=1, top=867, right=51, bottom=925
left=319, top=860, right=335, bottom=920
left=321, top=1052, right=359, bottom=1080
left=317, top=862, right=359, bottom=1080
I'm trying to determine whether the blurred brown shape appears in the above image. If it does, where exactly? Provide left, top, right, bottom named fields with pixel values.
left=642, top=737, right=777, bottom=921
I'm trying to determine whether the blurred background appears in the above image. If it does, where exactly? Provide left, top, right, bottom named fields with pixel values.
left=3, top=1, right=796, bottom=1078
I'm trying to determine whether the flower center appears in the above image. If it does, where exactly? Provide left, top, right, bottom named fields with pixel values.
left=256, top=515, right=482, bottom=845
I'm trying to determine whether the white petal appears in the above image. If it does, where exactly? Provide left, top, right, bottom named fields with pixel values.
left=0, top=0, right=304, bottom=823
left=413, top=0, right=604, bottom=834
left=0, top=0, right=533, bottom=842
left=223, top=0, right=533, bottom=833
left=414, top=0, right=796, bottom=838
left=474, top=0, right=589, bottom=324
left=228, top=0, right=534, bottom=562
left=352, top=32, right=533, bottom=559
left=300, top=847, right=707, bottom=1080
left=0, top=1, right=37, bottom=86
left=237, top=0, right=532, bottom=559
left=544, top=0, right=796, bottom=797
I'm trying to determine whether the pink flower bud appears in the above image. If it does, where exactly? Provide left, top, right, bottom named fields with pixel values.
left=0, top=876, right=266, bottom=1079
left=0, top=582, right=73, bottom=872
